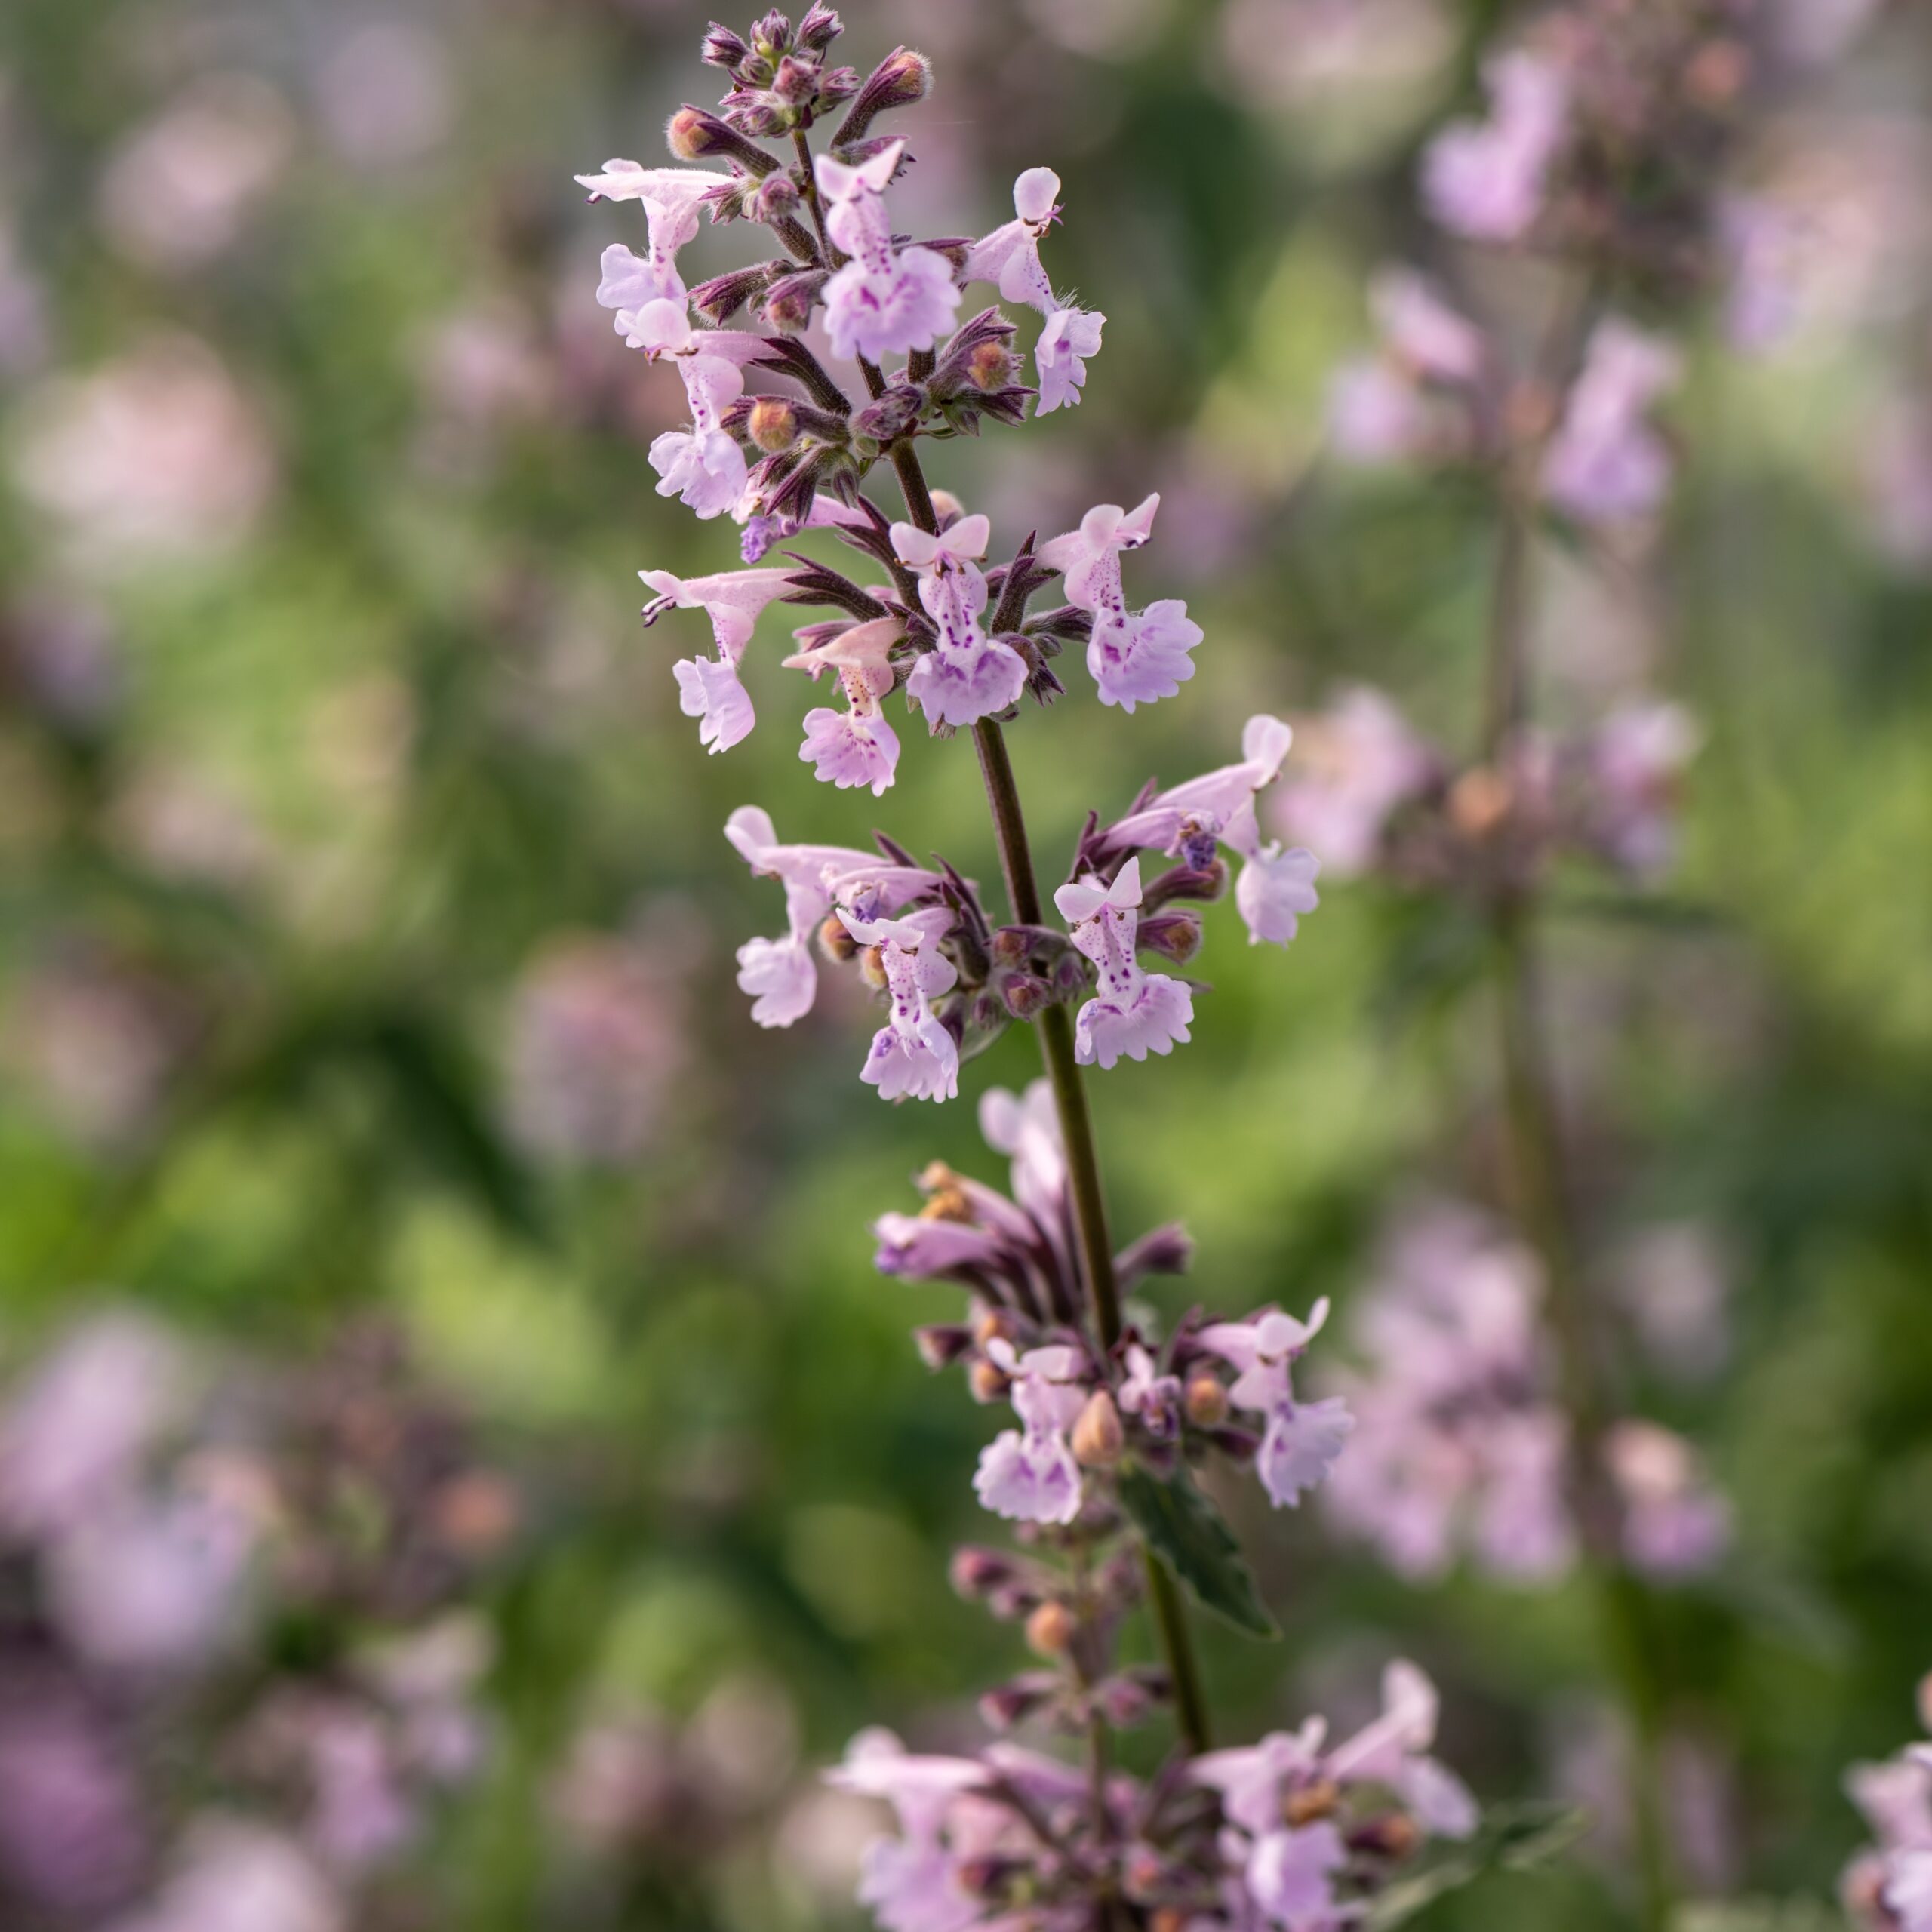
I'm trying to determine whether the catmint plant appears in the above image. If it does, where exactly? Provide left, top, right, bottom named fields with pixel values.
left=577, top=11, right=1484, bottom=1927
left=1300, top=1, right=1878, bottom=1924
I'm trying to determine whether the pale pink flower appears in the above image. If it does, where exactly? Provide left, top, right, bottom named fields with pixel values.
left=0, top=1312, right=186, bottom=1534
left=1099, top=715, right=1318, bottom=946
left=579, top=165, right=726, bottom=318
left=1603, top=1421, right=1731, bottom=1580
left=963, top=168, right=1104, bottom=413
left=841, top=906, right=961, bottom=1103
left=11, top=334, right=276, bottom=564
left=1197, top=1303, right=1353, bottom=1509
left=1327, top=269, right=1484, bottom=469
left=105, top=1817, right=341, bottom=1932
left=1541, top=318, right=1681, bottom=527
left=816, top=142, right=961, bottom=365
left=1580, top=700, right=1700, bottom=878
left=973, top=1340, right=1087, bottom=1524
left=1054, top=858, right=1193, bottom=1069
left=642, top=565, right=797, bottom=752
left=826, top=1730, right=988, bottom=1932
left=799, top=657, right=901, bottom=796
left=1323, top=1660, right=1478, bottom=1838
left=504, top=937, right=683, bottom=1164
left=1039, top=495, right=1200, bottom=711
left=1272, top=687, right=1436, bottom=876
left=724, top=806, right=941, bottom=1029
left=97, top=75, right=294, bottom=272
left=894, top=515, right=1028, bottom=728
left=1422, top=49, right=1570, bottom=244
left=977, top=1079, right=1066, bottom=1232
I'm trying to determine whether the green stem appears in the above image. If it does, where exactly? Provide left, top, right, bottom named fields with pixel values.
left=1483, top=481, right=1673, bottom=1932
left=869, top=379, right=1214, bottom=1757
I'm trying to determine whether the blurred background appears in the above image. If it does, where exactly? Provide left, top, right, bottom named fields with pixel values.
left=0, top=0, right=1928, bottom=1926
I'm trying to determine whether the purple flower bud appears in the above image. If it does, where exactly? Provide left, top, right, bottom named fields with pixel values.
left=1136, top=906, right=1203, bottom=965
left=771, top=52, right=820, bottom=104
left=751, top=11, right=793, bottom=58
left=1115, top=1220, right=1195, bottom=1287
left=852, top=383, right=925, bottom=444
left=702, top=23, right=752, bottom=72
left=797, top=4, right=843, bottom=54
left=977, top=1672, right=1060, bottom=1733
left=688, top=260, right=783, bottom=325
left=763, top=267, right=828, bottom=331
left=666, top=105, right=778, bottom=176
left=996, top=969, right=1052, bottom=1020
left=835, top=45, right=932, bottom=149
left=913, top=1323, right=976, bottom=1368
left=949, top=1545, right=1019, bottom=1598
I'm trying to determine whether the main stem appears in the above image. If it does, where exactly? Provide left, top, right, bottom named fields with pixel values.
left=1483, top=481, right=1672, bottom=1932
left=868, top=390, right=1212, bottom=1755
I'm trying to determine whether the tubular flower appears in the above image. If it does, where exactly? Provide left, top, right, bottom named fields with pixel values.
left=1196, top=1303, right=1355, bottom=1509
left=642, top=565, right=799, bottom=752
left=1039, top=495, right=1200, bottom=712
left=841, top=904, right=962, bottom=1103
left=972, top=1340, right=1088, bottom=1524
left=1054, top=858, right=1193, bottom=1069
left=816, top=140, right=962, bottom=364
left=893, top=515, right=1028, bottom=728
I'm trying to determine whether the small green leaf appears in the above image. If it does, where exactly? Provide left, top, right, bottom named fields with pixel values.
left=1117, top=1463, right=1278, bottom=1639
left=1365, top=1801, right=1591, bottom=1928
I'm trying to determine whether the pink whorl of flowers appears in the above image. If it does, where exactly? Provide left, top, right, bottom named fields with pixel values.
left=1540, top=318, right=1683, bottom=528
left=1421, top=48, right=1571, bottom=244
left=1843, top=1686, right=1932, bottom=1932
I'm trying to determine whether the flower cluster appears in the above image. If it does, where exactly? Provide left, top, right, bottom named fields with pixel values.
left=879, top=1081, right=1351, bottom=1526
left=1843, top=1677, right=1932, bottom=1932
left=725, top=709, right=1317, bottom=1101
left=833, top=1657, right=1475, bottom=1932
left=1273, top=685, right=1699, bottom=892
left=0, top=1313, right=509, bottom=1926
left=586, top=17, right=1481, bottom=1932
left=1321, top=1203, right=1730, bottom=1586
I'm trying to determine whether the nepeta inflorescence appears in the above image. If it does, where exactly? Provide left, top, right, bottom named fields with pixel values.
left=578, top=10, right=1479, bottom=1928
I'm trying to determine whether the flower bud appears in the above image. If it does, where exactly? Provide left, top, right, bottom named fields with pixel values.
left=1284, top=1777, right=1340, bottom=1826
left=857, top=943, right=888, bottom=990
left=1918, top=1670, right=1932, bottom=1735
left=997, top=970, right=1051, bottom=1020
left=771, top=52, right=820, bottom=103
left=988, top=926, right=1030, bottom=967
left=1149, top=1912, right=1189, bottom=1932
left=835, top=45, right=931, bottom=148
left=977, top=1673, right=1058, bottom=1733
left=949, top=1545, right=1019, bottom=1598
left=1448, top=764, right=1512, bottom=838
left=974, top=1306, right=1015, bottom=1348
left=751, top=9, right=792, bottom=57
left=702, top=23, right=752, bottom=71
left=914, top=1323, right=976, bottom=1368
left=1072, top=1390, right=1124, bottom=1468
left=753, top=172, right=801, bottom=221
left=749, top=396, right=800, bottom=454
left=1095, top=1672, right=1156, bottom=1728
left=1351, top=1810, right=1421, bottom=1860
left=798, top=3, right=843, bottom=53
left=763, top=267, right=827, bottom=332
left=965, top=339, right=1018, bottom=391
left=969, top=1358, right=1011, bottom=1404
left=689, top=260, right=782, bottom=325
left=1052, top=952, right=1089, bottom=998
left=817, top=912, right=858, bottom=962
left=1184, top=1374, right=1229, bottom=1428
left=853, top=383, right=924, bottom=445
left=1024, top=1598, right=1076, bottom=1656
left=1137, top=907, right=1202, bottom=965
left=666, top=105, right=779, bottom=175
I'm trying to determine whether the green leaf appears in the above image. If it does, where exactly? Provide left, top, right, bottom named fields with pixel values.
left=1116, top=1463, right=1278, bottom=1638
left=1365, top=1801, right=1590, bottom=1928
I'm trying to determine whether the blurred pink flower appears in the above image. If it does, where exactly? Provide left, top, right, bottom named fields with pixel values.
left=106, top=1817, right=341, bottom=1932
left=11, top=334, right=276, bottom=563
left=1541, top=318, right=1681, bottom=527
left=1422, top=50, right=1570, bottom=244
left=97, top=75, right=293, bottom=272
left=313, top=23, right=453, bottom=169
left=1272, top=687, right=1438, bottom=877
left=504, top=934, right=686, bottom=1166
left=0, top=1312, right=186, bottom=1535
